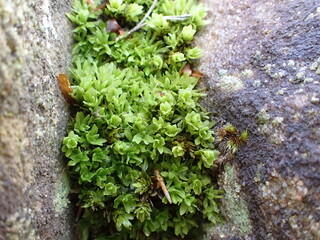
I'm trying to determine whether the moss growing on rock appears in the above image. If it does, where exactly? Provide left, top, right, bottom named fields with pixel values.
left=62, top=0, right=223, bottom=239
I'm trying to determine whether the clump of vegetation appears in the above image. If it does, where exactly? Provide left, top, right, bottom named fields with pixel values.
left=62, top=0, right=224, bottom=239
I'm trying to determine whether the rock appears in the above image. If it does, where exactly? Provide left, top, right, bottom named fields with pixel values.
left=1, top=0, right=320, bottom=239
left=0, top=0, right=74, bottom=239
left=196, top=0, right=320, bottom=239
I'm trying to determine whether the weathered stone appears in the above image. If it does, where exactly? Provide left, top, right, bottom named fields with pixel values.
left=196, top=0, right=320, bottom=239
left=1, top=0, right=319, bottom=239
left=0, top=0, right=74, bottom=239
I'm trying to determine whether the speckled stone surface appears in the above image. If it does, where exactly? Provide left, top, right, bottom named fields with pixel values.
left=0, top=0, right=74, bottom=239
left=1, top=0, right=320, bottom=240
left=195, top=0, right=320, bottom=239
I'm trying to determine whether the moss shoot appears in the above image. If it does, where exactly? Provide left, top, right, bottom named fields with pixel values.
left=62, top=0, right=223, bottom=239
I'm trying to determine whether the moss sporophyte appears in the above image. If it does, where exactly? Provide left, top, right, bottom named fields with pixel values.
left=61, top=0, right=225, bottom=239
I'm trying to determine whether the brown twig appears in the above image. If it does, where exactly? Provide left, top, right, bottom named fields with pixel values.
left=154, top=169, right=172, bottom=204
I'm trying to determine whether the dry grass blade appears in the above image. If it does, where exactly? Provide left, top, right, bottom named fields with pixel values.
left=154, top=169, right=172, bottom=204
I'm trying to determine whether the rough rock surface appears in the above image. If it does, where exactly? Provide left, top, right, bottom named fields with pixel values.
left=1, top=0, right=320, bottom=240
left=0, top=0, right=74, bottom=239
left=195, top=0, right=320, bottom=239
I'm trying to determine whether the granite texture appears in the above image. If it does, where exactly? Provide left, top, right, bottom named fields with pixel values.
left=0, top=0, right=74, bottom=239
left=195, top=0, right=320, bottom=239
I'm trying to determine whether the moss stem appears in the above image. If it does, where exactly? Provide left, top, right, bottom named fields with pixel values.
left=116, top=0, right=158, bottom=41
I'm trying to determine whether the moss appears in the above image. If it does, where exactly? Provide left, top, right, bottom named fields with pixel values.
left=63, top=0, right=223, bottom=239
left=241, top=69, right=254, bottom=78
left=257, top=109, right=285, bottom=145
left=53, top=172, right=71, bottom=214
left=271, top=117, right=284, bottom=127
left=257, top=110, right=271, bottom=124
left=221, top=164, right=252, bottom=235
left=217, top=75, right=244, bottom=92
left=207, top=164, right=253, bottom=239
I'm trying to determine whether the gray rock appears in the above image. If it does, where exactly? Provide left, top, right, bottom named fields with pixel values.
left=0, top=0, right=74, bottom=239
left=1, top=0, right=319, bottom=240
left=196, top=0, right=320, bottom=239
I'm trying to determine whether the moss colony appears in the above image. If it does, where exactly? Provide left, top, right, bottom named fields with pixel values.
left=62, top=0, right=223, bottom=239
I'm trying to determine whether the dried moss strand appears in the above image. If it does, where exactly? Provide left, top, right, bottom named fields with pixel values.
left=123, top=14, right=192, bottom=36
left=116, top=0, right=158, bottom=41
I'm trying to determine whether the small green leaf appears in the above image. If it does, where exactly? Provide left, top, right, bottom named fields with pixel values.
left=179, top=202, right=188, bottom=215
left=240, top=130, right=249, bottom=141
left=132, top=133, right=142, bottom=144
left=114, top=212, right=134, bottom=231
left=181, top=25, right=196, bottom=42
left=193, top=179, right=202, bottom=195
left=108, top=115, right=122, bottom=128
left=134, top=203, right=151, bottom=222
left=165, top=124, right=181, bottom=137
left=103, top=182, right=118, bottom=196
left=92, top=147, right=108, bottom=162
left=147, top=13, right=169, bottom=32
left=196, top=149, right=220, bottom=168
left=186, top=47, right=203, bottom=59
left=107, top=0, right=126, bottom=13
left=126, top=3, right=143, bottom=22
left=86, top=125, right=107, bottom=146
left=66, top=138, right=77, bottom=148
left=172, top=144, right=185, bottom=157
left=159, top=102, right=172, bottom=116
left=185, top=111, right=203, bottom=131
left=170, top=52, right=186, bottom=62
